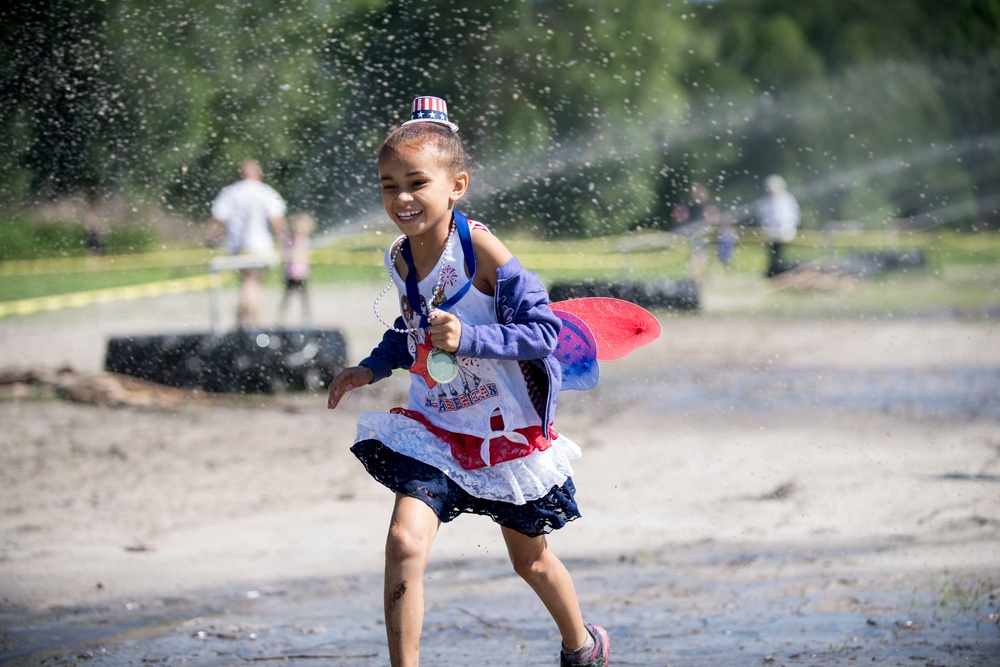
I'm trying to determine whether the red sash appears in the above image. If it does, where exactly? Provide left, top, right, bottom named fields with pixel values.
left=390, top=407, right=555, bottom=471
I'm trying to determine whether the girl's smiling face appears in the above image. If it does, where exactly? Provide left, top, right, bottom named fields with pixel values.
left=378, top=143, right=468, bottom=245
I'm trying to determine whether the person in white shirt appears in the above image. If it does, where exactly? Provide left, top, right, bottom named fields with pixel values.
left=757, top=174, right=800, bottom=277
left=211, top=159, right=287, bottom=329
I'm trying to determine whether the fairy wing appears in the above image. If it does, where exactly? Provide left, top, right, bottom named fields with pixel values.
left=551, top=310, right=600, bottom=391
left=550, top=297, right=661, bottom=361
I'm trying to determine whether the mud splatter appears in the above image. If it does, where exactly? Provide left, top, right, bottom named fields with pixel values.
left=386, top=581, right=407, bottom=615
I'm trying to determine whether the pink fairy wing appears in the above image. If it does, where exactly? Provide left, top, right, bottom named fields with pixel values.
left=550, top=297, right=661, bottom=361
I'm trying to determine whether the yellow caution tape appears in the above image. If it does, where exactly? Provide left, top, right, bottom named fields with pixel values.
left=0, top=249, right=218, bottom=277
left=0, top=273, right=227, bottom=319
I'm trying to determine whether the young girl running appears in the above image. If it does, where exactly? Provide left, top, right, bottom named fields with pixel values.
left=326, top=96, right=610, bottom=667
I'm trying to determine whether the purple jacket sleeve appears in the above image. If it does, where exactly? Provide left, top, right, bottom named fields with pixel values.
left=455, top=257, right=561, bottom=362
left=359, top=316, right=412, bottom=383
left=359, top=256, right=562, bottom=426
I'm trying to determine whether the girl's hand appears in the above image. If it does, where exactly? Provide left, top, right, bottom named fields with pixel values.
left=327, top=365, right=374, bottom=410
left=428, top=309, right=462, bottom=353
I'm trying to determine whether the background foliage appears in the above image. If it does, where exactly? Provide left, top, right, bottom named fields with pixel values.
left=1, top=0, right=997, bottom=243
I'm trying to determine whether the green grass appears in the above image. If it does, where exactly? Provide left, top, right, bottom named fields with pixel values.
left=2, top=227, right=998, bottom=320
left=0, top=217, right=157, bottom=261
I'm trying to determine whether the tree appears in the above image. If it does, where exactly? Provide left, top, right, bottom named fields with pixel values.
left=1, top=0, right=996, bottom=233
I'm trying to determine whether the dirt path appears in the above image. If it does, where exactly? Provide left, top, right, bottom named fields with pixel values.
left=1, top=282, right=998, bottom=665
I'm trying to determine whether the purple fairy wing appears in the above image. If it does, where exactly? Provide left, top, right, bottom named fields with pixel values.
left=552, top=310, right=600, bottom=391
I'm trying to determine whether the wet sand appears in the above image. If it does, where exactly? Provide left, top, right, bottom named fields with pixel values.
left=1, top=281, right=998, bottom=665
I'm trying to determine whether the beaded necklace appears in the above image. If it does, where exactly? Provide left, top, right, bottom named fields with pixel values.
left=372, top=220, right=456, bottom=334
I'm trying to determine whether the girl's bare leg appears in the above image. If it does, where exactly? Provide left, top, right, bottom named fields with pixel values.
left=384, top=493, right=440, bottom=667
left=502, top=527, right=589, bottom=650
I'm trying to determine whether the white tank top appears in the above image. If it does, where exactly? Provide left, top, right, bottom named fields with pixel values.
left=386, top=222, right=545, bottom=469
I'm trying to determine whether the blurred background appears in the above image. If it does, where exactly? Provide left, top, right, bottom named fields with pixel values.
left=1, top=7, right=998, bottom=662
left=1, top=0, right=998, bottom=317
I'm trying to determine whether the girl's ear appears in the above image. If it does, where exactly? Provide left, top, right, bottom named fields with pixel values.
left=450, top=171, right=469, bottom=203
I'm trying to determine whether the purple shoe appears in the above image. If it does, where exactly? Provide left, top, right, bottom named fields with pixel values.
left=560, top=623, right=610, bottom=667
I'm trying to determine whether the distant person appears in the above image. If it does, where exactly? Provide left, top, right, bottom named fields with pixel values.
left=210, top=158, right=287, bottom=329
left=716, top=220, right=738, bottom=268
left=671, top=182, right=717, bottom=230
left=757, top=174, right=800, bottom=277
left=672, top=182, right=720, bottom=283
left=278, top=211, right=315, bottom=327
left=83, top=213, right=106, bottom=256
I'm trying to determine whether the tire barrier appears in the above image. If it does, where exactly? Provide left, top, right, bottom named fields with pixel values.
left=838, top=249, right=928, bottom=278
left=105, top=328, right=348, bottom=394
left=548, top=279, right=700, bottom=311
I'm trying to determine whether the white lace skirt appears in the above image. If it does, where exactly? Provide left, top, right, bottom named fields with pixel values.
left=355, top=411, right=581, bottom=506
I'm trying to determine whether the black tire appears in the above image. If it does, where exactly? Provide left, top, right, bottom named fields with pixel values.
left=104, top=333, right=214, bottom=389
left=839, top=250, right=926, bottom=278
left=549, top=279, right=699, bottom=311
left=105, top=328, right=348, bottom=394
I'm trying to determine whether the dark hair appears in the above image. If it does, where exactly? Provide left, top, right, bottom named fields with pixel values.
left=377, top=122, right=476, bottom=175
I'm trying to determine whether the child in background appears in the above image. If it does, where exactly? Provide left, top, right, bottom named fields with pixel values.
left=326, top=96, right=610, bottom=667
left=716, top=221, right=738, bottom=268
left=279, top=211, right=315, bottom=326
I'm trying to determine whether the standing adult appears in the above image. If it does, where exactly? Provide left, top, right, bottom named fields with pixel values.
left=211, top=158, right=287, bottom=329
left=757, top=174, right=799, bottom=278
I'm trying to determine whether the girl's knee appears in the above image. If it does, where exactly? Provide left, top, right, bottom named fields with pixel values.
left=385, top=524, right=415, bottom=562
left=511, top=555, right=542, bottom=581
left=384, top=495, right=439, bottom=567
left=385, top=521, right=432, bottom=566
left=509, top=544, right=552, bottom=581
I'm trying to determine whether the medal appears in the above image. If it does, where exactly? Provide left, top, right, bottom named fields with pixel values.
left=427, top=347, right=459, bottom=384
left=374, top=211, right=478, bottom=387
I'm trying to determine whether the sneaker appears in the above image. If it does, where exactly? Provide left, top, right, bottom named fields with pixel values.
left=560, top=623, right=610, bottom=667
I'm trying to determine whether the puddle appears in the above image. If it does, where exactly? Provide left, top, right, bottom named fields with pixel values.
left=2, top=546, right=997, bottom=666
left=619, top=364, right=1000, bottom=420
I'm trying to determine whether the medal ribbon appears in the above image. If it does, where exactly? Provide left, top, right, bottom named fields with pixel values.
left=400, top=210, right=477, bottom=330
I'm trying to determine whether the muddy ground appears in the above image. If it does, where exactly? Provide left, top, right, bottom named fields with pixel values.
left=1, top=279, right=998, bottom=666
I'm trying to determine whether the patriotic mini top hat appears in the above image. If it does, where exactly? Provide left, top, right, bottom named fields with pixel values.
left=401, top=95, right=458, bottom=132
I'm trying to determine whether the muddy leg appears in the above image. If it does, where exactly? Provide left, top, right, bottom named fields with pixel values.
left=384, top=493, right=440, bottom=667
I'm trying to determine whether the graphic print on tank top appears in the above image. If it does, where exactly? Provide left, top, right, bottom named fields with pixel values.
left=399, top=291, right=494, bottom=413
left=391, top=222, right=552, bottom=470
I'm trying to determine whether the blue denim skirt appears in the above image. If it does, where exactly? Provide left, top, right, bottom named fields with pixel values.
left=352, top=439, right=581, bottom=537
